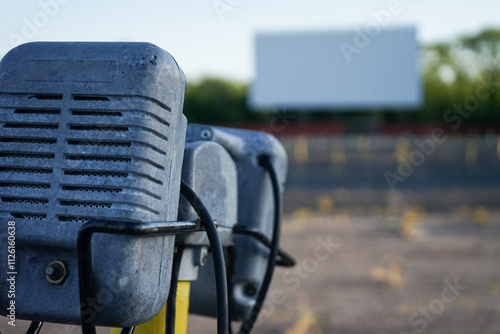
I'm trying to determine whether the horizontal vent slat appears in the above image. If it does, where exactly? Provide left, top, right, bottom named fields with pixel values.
left=65, top=155, right=131, bottom=163
left=66, top=139, right=166, bottom=155
left=69, top=109, right=169, bottom=126
left=0, top=152, right=55, bottom=159
left=58, top=216, right=92, bottom=223
left=0, top=137, right=57, bottom=144
left=60, top=200, right=112, bottom=209
left=72, top=95, right=109, bottom=101
left=63, top=170, right=128, bottom=178
left=0, top=182, right=51, bottom=189
left=71, top=110, right=122, bottom=117
left=3, top=123, right=59, bottom=130
left=11, top=212, right=47, bottom=220
left=67, top=140, right=131, bottom=148
left=28, top=94, right=63, bottom=100
left=61, top=185, right=122, bottom=194
left=14, top=108, right=61, bottom=115
left=1, top=197, right=48, bottom=205
left=0, top=167, right=53, bottom=174
left=63, top=169, right=163, bottom=185
left=69, top=125, right=128, bottom=132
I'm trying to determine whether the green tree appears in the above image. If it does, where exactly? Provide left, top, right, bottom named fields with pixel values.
left=460, top=29, right=500, bottom=123
left=461, top=28, right=500, bottom=81
left=183, top=78, right=258, bottom=124
left=419, top=28, right=500, bottom=124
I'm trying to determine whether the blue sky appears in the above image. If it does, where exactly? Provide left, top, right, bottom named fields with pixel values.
left=0, top=0, right=499, bottom=82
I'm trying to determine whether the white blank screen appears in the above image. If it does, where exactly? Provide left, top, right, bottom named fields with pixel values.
left=250, top=27, right=421, bottom=110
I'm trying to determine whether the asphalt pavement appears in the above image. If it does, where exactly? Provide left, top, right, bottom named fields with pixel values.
left=281, top=134, right=500, bottom=214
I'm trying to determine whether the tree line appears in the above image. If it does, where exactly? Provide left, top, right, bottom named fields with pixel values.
left=183, top=28, right=500, bottom=129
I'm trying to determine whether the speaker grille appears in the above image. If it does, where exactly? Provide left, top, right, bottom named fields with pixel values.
left=0, top=93, right=174, bottom=223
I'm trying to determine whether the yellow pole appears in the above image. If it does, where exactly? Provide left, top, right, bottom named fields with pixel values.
left=293, top=135, right=309, bottom=164
left=330, top=144, right=345, bottom=166
left=466, top=138, right=477, bottom=168
left=394, top=136, right=410, bottom=162
left=111, top=281, right=191, bottom=334
left=356, top=135, right=371, bottom=152
left=173, top=281, right=191, bottom=334
left=497, top=135, right=500, bottom=159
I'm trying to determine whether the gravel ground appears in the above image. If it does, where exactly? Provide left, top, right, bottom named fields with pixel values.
left=2, top=211, right=500, bottom=334
left=188, top=209, right=500, bottom=333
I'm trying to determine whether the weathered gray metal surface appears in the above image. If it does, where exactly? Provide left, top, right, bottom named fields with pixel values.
left=186, top=125, right=288, bottom=320
left=176, top=140, right=238, bottom=281
left=178, top=141, right=238, bottom=244
left=0, top=42, right=187, bottom=327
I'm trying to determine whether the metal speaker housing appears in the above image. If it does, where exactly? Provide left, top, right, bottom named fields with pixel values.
left=185, top=124, right=288, bottom=320
left=0, top=42, right=187, bottom=327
